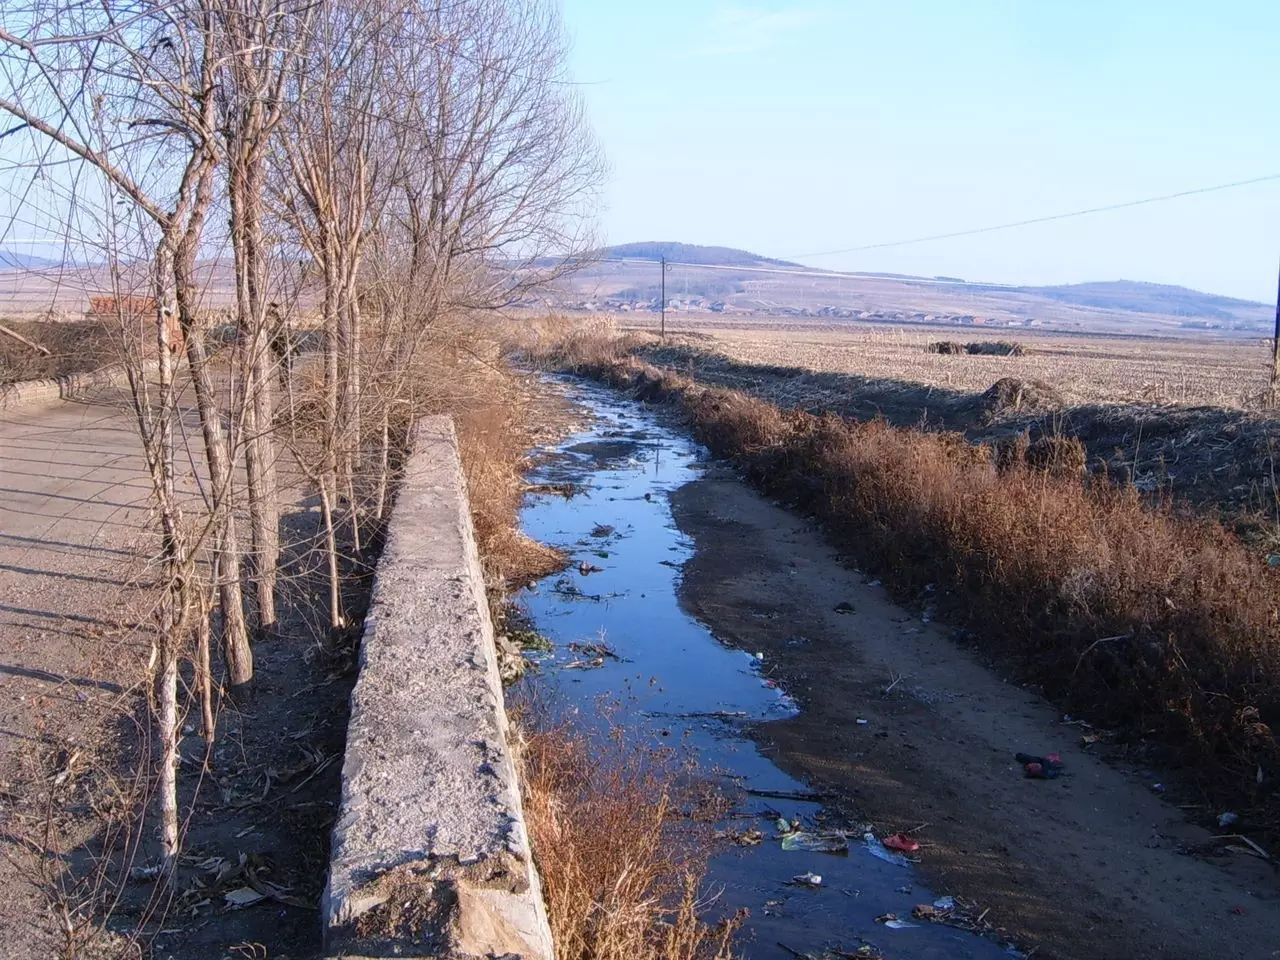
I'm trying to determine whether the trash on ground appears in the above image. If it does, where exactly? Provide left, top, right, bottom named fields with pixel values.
left=1016, top=751, right=1064, bottom=779
left=224, top=886, right=266, bottom=908
left=833, top=601, right=856, bottom=614
left=882, top=833, right=921, bottom=854
left=1218, top=811, right=1239, bottom=828
left=933, top=896, right=955, bottom=910
left=789, top=872, right=824, bottom=888
left=864, top=832, right=910, bottom=866
left=855, top=718, right=869, bottom=725
left=1151, top=782, right=1166, bottom=793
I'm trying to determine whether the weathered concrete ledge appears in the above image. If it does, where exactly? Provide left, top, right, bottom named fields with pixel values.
left=0, top=362, right=139, bottom=410
left=322, top=416, right=554, bottom=959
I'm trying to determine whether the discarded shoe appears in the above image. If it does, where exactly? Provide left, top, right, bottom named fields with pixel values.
left=882, top=833, right=921, bottom=853
left=1016, top=752, right=1064, bottom=779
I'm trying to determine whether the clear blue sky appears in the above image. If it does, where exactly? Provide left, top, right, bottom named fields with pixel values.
left=560, top=0, right=1279, bottom=301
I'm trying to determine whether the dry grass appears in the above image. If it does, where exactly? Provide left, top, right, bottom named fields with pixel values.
left=645, top=323, right=1272, bottom=409
left=0, top=318, right=121, bottom=383
left=514, top=705, right=741, bottom=960
left=532, top=327, right=1280, bottom=836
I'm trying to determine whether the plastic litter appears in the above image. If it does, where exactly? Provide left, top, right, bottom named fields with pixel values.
left=933, top=896, right=955, bottom=910
left=1218, top=812, right=1239, bottom=828
left=1016, top=752, right=1064, bottom=779
left=833, top=601, right=856, bottom=614
left=781, top=831, right=850, bottom=854
left=875, top=913, right=918, bottom=930
left=882, top=833, right=921, bottom=854
left=864, top=832, right=910, bottom=866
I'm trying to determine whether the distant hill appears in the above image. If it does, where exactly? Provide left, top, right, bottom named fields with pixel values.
left=1010, top=280, right=1271, bottom=325
left=0, top=250, right=64, bottom=270
left=598, top=242, right=801, bottom=268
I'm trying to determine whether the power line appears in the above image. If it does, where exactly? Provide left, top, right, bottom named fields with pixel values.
left=785, top=173, right=1280, bottom=260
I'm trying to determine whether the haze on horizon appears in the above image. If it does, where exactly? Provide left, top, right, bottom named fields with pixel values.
left=562, top=1, right=1279, bottom=303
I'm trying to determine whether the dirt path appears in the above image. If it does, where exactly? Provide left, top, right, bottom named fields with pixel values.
left=0, top=387, right=156, bottom=958
left=672, top=464, right=1280, bottom=960
left=0, top=384, right=357, bottom=959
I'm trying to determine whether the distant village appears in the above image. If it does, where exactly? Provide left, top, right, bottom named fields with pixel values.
left=516, top=293, right=1046, bottom=328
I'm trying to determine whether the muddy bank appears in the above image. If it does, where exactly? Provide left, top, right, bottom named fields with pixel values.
left=670, top=465, right=1280, bottom=960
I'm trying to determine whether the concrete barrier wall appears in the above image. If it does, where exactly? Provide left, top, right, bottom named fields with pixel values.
left=0, top=363, right=139, bottom=410
left=322, top=416, right=554, bottom=959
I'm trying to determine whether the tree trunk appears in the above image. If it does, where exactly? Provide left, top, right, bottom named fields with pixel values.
left=157, top=638, right=181, bottom=880
left=175, top=236, right=253, bottom=685
left=230, top=160, right=280, bottom=634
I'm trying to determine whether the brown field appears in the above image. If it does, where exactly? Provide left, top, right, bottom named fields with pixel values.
left=624, top=319, right=1274, bottom=409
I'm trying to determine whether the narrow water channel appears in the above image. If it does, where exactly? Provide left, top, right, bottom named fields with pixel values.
left=517, top=380, right=1019, bottom=960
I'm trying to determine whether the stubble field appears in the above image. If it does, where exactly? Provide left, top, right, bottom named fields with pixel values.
left=628, top=319, right=1273, bottom=409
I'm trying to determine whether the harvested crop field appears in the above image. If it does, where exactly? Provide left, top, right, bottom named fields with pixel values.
left=643, top=322, right=1272, bottom=408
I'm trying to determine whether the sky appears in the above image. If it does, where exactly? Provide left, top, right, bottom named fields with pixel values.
left=559, top=0, right=1279, bottom=301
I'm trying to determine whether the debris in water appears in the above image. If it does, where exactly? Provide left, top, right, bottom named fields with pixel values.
left=568, top=640, right=618, bottom=660
left=789, top=872, right=824, bottom=888
left=882, top=833, right=921, bottom=854
left=864, top=832, right=910, bottom=866
left=781, top=831, right=850, bottom=855
left=722, top=828, right=764, bottom=846
left=577, top=560, right=603, bottom=575
left=589, top=523, right=615, bottom=538
left=875, top=913, right=917, bottom=929
left=933, top=896, right=956, bottom=910
left=1016, top=751, right=1064, bottom=779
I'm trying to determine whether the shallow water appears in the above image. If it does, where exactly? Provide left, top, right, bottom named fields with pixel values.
left=517, top=380, right=1016, bottom=960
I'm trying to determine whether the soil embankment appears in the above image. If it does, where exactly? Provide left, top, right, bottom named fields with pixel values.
left=672, top=463, right=1280, bottom=960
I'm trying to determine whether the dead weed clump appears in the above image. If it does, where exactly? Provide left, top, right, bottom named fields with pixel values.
left=540, top=339, right=1280, bottom=832
left=515, top=709, right=741, bottom=960
left=928, top=340, right=1026, bottom=357
left=0, top=318, right=120, bottom=382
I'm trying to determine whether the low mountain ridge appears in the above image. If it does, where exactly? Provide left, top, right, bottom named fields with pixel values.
left=598, top=241, right=801, bottom=268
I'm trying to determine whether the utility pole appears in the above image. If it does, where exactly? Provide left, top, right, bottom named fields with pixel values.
left=660, top=255, right=666, bottom=339
left=1272, top=256, right=1280, bottom=397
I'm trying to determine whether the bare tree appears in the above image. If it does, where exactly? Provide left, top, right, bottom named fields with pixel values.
left=206, top=0, right=314, bottom=634
left=0, top=1, right=258, bottom=879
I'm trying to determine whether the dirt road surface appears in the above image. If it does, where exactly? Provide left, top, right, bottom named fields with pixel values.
left=0, top=387, right=156, bottom=958
left=673, top=463, right=1280, bottom=960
